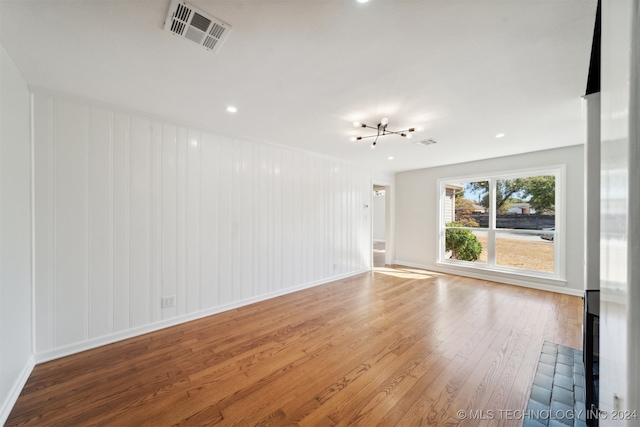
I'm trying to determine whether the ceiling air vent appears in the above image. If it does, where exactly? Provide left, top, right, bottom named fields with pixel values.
left=416, top=139, right=438, bottom=147
left=164, top=0, right=232, bottom=53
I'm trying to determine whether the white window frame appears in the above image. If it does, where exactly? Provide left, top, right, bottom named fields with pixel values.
left=437, top=165, right=566, bottom=281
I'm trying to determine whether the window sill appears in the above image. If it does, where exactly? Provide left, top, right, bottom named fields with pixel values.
left=435, top=260, right=567, bottom=287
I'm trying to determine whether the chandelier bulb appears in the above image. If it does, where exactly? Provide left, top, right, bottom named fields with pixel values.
left=381, top=117, right=389, bottom=126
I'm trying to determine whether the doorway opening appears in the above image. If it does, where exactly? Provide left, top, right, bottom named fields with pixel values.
left=372, top=184, right=387, bottom=268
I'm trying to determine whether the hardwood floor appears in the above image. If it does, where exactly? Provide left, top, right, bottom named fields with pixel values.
left=7, top=266, right=583, bottom=426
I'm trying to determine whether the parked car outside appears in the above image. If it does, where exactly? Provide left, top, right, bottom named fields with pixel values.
left=540, top=227, right=555, bottom=241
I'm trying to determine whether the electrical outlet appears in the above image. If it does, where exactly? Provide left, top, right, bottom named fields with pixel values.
left=161, top=295, right=175, bottom=309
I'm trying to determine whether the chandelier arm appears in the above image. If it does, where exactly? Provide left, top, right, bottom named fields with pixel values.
left=388, top=129, right=415, bottom=134
left=355, top=134, right=384, bottom=140
left=356, top=129, right=415, bottom=139
left=371, top=131, right=381, bottom=148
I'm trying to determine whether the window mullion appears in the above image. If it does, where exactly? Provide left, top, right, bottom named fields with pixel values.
left=488, top=178, right=496, bottom=266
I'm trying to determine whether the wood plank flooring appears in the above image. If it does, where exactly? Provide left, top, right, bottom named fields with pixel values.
left=7, top=265, right=583, bottom=426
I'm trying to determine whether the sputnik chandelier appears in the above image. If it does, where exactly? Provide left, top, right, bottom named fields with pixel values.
left=351, top=117, right=416, bottom=149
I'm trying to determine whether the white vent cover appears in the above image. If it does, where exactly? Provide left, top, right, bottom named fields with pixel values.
left=416, top=139, right=438, bottom=146
left=164, top=0, right=232, bottom=53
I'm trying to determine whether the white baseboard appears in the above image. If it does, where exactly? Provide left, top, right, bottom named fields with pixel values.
left=0, top=355, right=35, bottom=426
left=393, top=260, right=584, bottom=297
left=35, top=269, right=369, bottom=364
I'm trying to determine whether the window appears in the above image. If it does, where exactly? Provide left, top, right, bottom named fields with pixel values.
left=439, top=167, right=564, bottom=279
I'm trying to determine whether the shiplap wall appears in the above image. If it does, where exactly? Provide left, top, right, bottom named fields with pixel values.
left=33, top=91, right=372, bottom=359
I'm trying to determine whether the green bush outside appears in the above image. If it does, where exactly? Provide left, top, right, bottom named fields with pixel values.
left=445, top=222, right=483, bottom=261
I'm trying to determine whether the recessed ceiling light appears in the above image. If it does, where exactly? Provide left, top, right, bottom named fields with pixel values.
left=227, top=106, right=237, bottom=113
left=388, top=156, right=394, bottom=160
left=357, top=0, right=370, bottom=3
left=495, top=133, right=505, bottom=138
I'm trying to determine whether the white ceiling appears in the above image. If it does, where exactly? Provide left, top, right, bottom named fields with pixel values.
left=0, top=0, right=596, bottom=175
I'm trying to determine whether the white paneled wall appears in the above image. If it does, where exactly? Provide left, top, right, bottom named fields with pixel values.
left=33, top=92, right=372, bottom=359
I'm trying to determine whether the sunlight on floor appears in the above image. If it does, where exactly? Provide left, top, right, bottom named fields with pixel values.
left=373, top=266, right=446, bottom=280
left=373, top=242, right=446, bottom=279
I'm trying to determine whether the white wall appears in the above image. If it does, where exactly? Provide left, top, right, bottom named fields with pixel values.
left=599, top=0, right=639, bottom=421
left=32, top=89, right=373, bottom=361
left=0, top=45, right=34, bottom=424
left=395, top=145, right=585, bottom=295
left=372, top=192, right=385, bottom=242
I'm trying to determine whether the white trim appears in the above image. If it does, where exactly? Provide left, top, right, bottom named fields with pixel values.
left=437, top=164, right=568, bottom=184
left=30, top=92, right=37, bottom=356
left=34, top=269, right=368, bottom=363
left=435, top=260, right=562, bottom=282
left=555, top=164, right=567, bottom=281
left=372, top=178, right=394, bottom=266
left=394, top=260, right=582, bottom=297
left=488, top=178, right=496, bottom=264
left=0, top=356, right=35, bottom=426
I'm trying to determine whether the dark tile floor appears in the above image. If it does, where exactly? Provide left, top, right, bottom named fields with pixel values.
left=524, top=342, right=587, bottom=427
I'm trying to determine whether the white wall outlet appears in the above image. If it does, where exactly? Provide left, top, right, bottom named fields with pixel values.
left=161, top=295, right=175, bottom=309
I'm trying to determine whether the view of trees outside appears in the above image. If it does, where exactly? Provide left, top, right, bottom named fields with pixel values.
left=444, top=175, right=556, bottom=272
left=465, top=176, right=555, bottom=213
left=452, top=180, right=487, bottom=228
